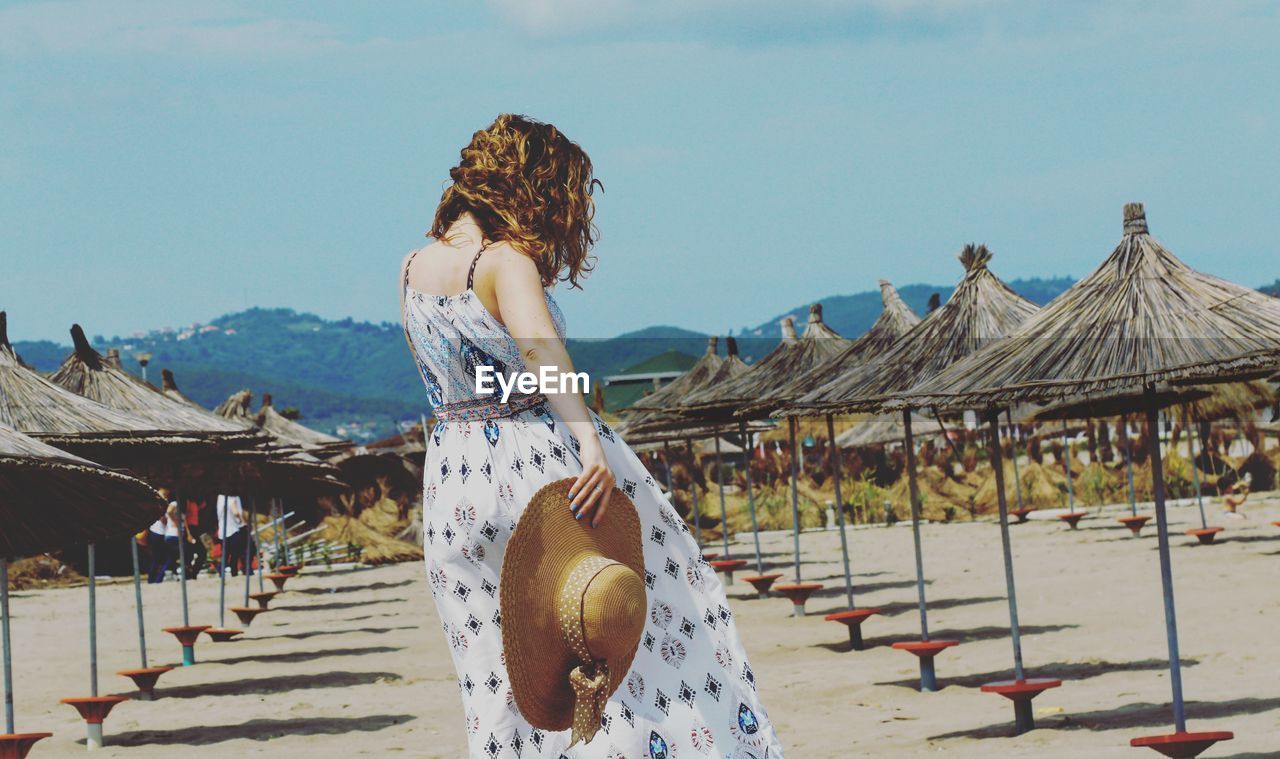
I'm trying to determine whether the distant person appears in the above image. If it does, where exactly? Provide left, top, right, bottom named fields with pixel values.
left=1224, top=473, right=1251, bottom=518
left=162, top=500, right=183, bottom=581
left=145, top=493, right=171, bottom=584
left=215, top=494, right=251, bottom=576
left=184, top=496, right=209, bottom=579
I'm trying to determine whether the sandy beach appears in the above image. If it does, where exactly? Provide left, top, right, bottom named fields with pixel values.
left=6, top=494, right=1279, bottom=758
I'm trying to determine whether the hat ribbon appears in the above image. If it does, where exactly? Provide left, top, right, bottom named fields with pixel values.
left=559, top=555, right=621, bottom=746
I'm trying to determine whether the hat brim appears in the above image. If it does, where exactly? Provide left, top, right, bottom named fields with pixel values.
left=500, top=477, right=644, bottom=731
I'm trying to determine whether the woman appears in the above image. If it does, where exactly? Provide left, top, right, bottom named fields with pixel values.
left=401, top=115, right=784, bottom=758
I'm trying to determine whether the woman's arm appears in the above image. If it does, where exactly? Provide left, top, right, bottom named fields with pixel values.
left=492, top=249, right=616, bottom=526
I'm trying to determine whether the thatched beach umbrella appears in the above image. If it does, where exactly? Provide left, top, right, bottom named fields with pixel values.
left=0, top=423, right=164, bottom=754
left=678, top=305, right=850, bottom=598
left=892, top=203, right=1280, bottom=754
left=782, top=244, right=1038, bottom=692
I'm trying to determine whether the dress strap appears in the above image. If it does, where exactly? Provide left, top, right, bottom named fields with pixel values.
left=466, top=244, right=490, bottom=291
left=403, top=248, right=420, bottom=294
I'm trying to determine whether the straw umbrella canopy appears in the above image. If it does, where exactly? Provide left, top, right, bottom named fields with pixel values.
left=763, top=280, right=921, bottom=410
left=0, top=423, right=164, bottom=748
left=0, top=313, right=220, bottom=458
left=891, top=203, right=1280, bottom=751
left=622, top=336, right=724, bottom=417
left=783, top=245, right=1039, bottom=693
left=256, top=393, right=351, bottom=455
left=835, top=413, right=938, bottom=448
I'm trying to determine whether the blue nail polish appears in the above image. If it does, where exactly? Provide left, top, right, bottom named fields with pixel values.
left=575, top=512, right=583, bottom=520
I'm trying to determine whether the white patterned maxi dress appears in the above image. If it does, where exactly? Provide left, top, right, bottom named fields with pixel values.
left=402, top=267, right=785, bottom=759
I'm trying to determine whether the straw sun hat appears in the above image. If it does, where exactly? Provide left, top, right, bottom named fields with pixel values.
left=500, top=477, right=647, bottom=746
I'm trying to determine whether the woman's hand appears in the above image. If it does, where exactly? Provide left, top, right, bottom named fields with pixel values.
left=569, top=442, right=616, bottom=528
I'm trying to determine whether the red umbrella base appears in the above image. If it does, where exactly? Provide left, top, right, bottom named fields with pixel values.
left=1185, top=527, right=1224, bottom=545
left=265, top=574, right=291, bottom=592
left=709, top=559, right=747, bottom=584
left=824, top=608, right=881, bottom=627
left=0, top=733, right=53, bottom=759
left=980, top=678, right=1063, bottom=702
left=1130, top=731, right=1234, bottom=758
left=117, top=666, right=174, bottom=696
left=249, top=591, right=277, bottom=609
left=1058, top=512, right=1086, bottom=529
left=59, top=696, right=128, bottom=724
left=229, top=607, right=269, bottom=627
left=162, top=625, right=211, bottom=647
left=741, top=573, right=783, bottom=596
left=1010, top=508, right=1034, bottom=523
left=1119, top=515, right=1152, bottom=536
left=892, top=639, right=960, bottom=659
left=774, top=583, right=823, bottom=616
left=204, top=628, right=244, bottom=642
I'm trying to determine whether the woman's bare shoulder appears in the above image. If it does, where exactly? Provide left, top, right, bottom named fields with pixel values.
left=485, top=242, right=541, bottom=281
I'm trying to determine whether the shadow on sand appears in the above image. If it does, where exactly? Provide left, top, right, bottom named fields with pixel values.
left=255, top=625, right=416, bottom=641
left=157, top=670, right=403, bottom=699
left=109, top=714, right=418, bottom=747
left=290, top=579, right=417, bottom=596
left=206, top=645, right=404, bottom=667
left=873, top=657, right=1194, bottom=690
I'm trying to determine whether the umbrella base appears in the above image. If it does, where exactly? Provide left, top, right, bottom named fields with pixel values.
left=1010, top=508, right=1034, bottom=523
left=1058, top=512, right=1086, bottom=529
left=701, top=552, right=720, bottom=562
left=741, top=573, right=783, bottom=598
left=204, top=628, right=243, bottom=642
left=1130, top=731, right=1233, bottom=758
left=892, top=639, right=960, bottom=692
left=0, top=733, right=53, bottom=759
left=980, top=678, right=1063, bottom=735
left=709, top=559, right=747, bottom=585
left=774, top=583, right=823, bottom=618
left=1185, top=527, right=1224, bottom=545
left=249, top=591, right=277, bottom=609
left=162, top=626, right=211, bottom=666
left=1119, top=515, right=1152, bottom=536
left=265, top=574, right=291, bottom=593
left=275, top=564, right=301, bottom=576
left=823, top=608, right=881, bottom=651
left=229, top=607, right=269, bottom=627
left=117, top=666, right=174, bottom=699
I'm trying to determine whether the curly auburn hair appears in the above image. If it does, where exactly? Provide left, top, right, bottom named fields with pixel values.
left=431, top=114, right=601, bottom=288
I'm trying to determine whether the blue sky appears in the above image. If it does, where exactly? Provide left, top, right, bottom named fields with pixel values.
left=2, top=0, right=1278, bottom=343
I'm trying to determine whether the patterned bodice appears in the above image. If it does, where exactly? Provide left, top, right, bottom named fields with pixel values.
left=403, top=283, right=567, bottom=410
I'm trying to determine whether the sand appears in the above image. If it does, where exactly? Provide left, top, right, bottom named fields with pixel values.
left=4, top=494, right=1279, bottom=757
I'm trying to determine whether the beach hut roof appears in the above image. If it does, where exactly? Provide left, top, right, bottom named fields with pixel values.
left=891, top=203, right=1280, bottom=412
left=0, top=421, right=165, bottom=556
left=835, top=413, right=940, bottom=448
left=679, top=304, right=850, bottom=422
left=49, top=325, right=258, bottom=441
left=763, top=280, right=921, bottom=409
left=257, top=393, right=348, bottom=450
left=787, top=245, right=1037, bottom=415
left=1024, top=379, right=1276, bottom=423
left=0, top=312, right=198, bottom=445
left=624, top=336, right=724, bottom=413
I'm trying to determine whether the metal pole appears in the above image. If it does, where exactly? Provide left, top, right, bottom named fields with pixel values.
left=738, top=420, right=763, bottom=574
left=686, top=438, right=702, bottom=549
left=713, top=431, right=730, bottom=557
left=88, top=544, right=98, bottom=697
left=1126, top=423, right=1138, bottom=516
left=988, top=411, right=1025, bottom=682
left=1062, top=419, right=1074, bottom=513
left=218, top=497, right=229, bottom=628
left=827, top=414, right=854, bottom=609
left=661, top=441, right=674, bottom=490
left=273, top=498, right=285, bottom=567
left=903, top=410, right=929, bottom=640
left=2, top=558, right=14, bottom=733
left=1185, top=409, right=1207, bottom=529
left=244, top=498, right=254, bottom=607
left=1145, top=386, right=1187, bottom=733
left=130, top=537, right=147, bottom=668
left=1006, top=410, right=1024, bottom=512
left=787, top=417, right=803, bottom=581
left=175, top=492, right=190, bottom=627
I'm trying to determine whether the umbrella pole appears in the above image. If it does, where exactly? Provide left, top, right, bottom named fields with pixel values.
left=1062, top=419, right=1074, bottom=513
left=256, top=501, right=265, bottom=593
left=903, top=411, right=929, bottom=639
left=218, top=498, right=229, bottom=629
left=713, top=430, right=730, bottom=557
left=1145, top=386, right=1187, bottom=733
left=827, top=414, right=854, bottom=610
left=1006, top=410, right=1024, bottom=513
left=244, top=498, right=254, bottom=607
left=987, top=412, right=1025, bottom=682
left=2, top=557, right=14, bottom=733
left=661, top=441, right=673, bottom=490
left=176, top=492, right=190, bottom=628
left=787, top=417, right=802, bottom=582
left=130, top=538, right=147, bottom=668
left=738, top=420, right=763, bottom=574
left=686, top=438, right=702, bottom=549
left=1126, top=425, right=1138, bottom=517
left=88, top=544, right=98, bottom=697
left=1185, top=409, right=1207, bottom=530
